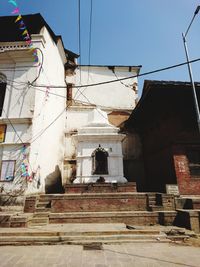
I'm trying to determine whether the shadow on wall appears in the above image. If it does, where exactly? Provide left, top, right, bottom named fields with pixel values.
left=45, top=165, right=64, bottom=194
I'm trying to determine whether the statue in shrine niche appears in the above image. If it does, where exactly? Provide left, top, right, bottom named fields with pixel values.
left=96, top=176, right=105, bottom=183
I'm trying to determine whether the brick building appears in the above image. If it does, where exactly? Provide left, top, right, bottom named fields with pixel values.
left=125, top=80, right=200, bottom=195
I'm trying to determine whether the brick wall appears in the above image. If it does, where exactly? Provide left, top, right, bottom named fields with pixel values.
left=51, top=193, right=147, bottom=212
left=173, top=145, right=200, bottom=195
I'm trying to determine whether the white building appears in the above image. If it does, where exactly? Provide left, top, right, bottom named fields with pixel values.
left=0, top=14, right=141, bottom=197
left=64, top=65, right=141, bottom=184
left=0, top=14, right=77, bottom=196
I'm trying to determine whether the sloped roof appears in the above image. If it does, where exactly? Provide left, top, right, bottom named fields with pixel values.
left=126, top=79, right=200, bottom=129
left=0, top=13, right=79, bottom=59
left=0, top=13, right=58, bottom=42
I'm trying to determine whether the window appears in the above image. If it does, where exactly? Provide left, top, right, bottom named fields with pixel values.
left=0, top=125, right=6, bottom=143
left=0, top=160, right=15, bottom=181
left=0, top=73, right=7, bottom=116
left=187, top=149, right=200, bottom=177
left=92, top=145, right=109, bottom=175
left=67, top=83, right=73, bottom=106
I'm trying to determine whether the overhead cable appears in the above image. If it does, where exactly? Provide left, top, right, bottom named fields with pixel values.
left=15, top=57, right=200, bottom=89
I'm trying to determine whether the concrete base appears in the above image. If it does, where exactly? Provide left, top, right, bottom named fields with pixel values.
left=73, top=176, right=127, bottom=184
left=64, top=182, right=137, bottom=194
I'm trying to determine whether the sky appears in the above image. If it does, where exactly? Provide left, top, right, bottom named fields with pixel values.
left=0, top=0, right=200, bottom=95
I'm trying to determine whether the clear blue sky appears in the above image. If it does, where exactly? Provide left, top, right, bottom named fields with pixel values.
left=1, top=0, right=200, bottom=94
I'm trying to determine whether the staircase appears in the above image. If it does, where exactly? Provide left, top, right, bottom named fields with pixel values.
left=23, top=184, right=177, bottom=228
left=147, top=193, right=164, bottom=211
left=0, top=223, right=169, bottom=245
left=147, top=193, right=175, bottom=212
left=28, top=198, right=51, bottom=227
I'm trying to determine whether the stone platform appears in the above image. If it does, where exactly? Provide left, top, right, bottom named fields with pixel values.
left=21, top=184, right=178, bottom=229
left=1, top=184, right=200, bottom=233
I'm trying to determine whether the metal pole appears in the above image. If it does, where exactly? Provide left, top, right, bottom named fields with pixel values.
left=182, top=32, right=200, bottom=132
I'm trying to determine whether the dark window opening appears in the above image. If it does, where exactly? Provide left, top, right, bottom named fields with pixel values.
left=187, top=149, right=200, bottom=177
left=0, top=74, right=7, bottom=116
left=92, top=145, right=109, bottom=175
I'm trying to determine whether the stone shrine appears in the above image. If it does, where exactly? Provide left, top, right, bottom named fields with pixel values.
left=73, top=108, right=127, bottom=183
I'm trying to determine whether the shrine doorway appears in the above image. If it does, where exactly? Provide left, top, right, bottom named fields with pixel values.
left=92, top=145, right=108, bottom=175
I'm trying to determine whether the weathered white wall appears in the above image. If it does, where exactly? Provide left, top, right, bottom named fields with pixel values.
left=73, top=66, right=139, bottom=109
left=27, top=27, right=67, bottom=193
left=0, top=45, right=37, bottom=193
left=0, top=26, right=67, bottom=194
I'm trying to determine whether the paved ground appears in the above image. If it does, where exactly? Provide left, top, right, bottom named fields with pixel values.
left=0, top=243, right=200, bottom=267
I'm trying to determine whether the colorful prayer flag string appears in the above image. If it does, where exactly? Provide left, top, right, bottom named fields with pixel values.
left=8, top=0, right=38, bottom=62
left=20, top=145, right=32, bottom=182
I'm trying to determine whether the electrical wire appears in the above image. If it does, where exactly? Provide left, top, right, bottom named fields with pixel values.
left=78, top=0, right=82, bottom=84
left=74, top=0, right=93, bottom=100
left=75, top=58, right=200, bottom=88
left=2, top=108, right=33, bottom=173
left=14, top=57, right=200, bottom=89
left=2, top=57, right=200, bottom=127
left=88, top=0, right=93, bottom=68
left=2, top=56, right=200, bottom=110
left=2, top=109, right=26, bottom=146
left=113, top=69, right=133, bottom=88
left=30, top=107, right=66, bottom=144
left=0, top=106, right=67, bottom=155
left=29, top=47, right=44, bottom=85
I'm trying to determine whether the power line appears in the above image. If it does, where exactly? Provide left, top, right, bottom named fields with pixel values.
left=75, top=0, right=93, bottom=100
left=3, top=56, right=200, bottom=108
left=112, top=69, right=133, bottom=88
left=88, top=0, right=93, bottom=67
left=78, top=0, right=82, bottom=83
left=2, top=108, right=33, bottom=172
left=2, top=109, right=26, bottom=146
left=5, top=54, right=190, bottom=153
left=74, top=58, right=200, bottom=88
left=1, top=105, right=67, bottom=154
left=30, top=48, right=44, bottom=85
left=13, top=57, right=200, bottom=89
left=30, top=107, right=66, bottom=144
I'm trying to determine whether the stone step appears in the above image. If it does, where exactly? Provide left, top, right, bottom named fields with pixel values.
left=0, top=229, right=161, bottom=237
left=33, top=212, right=50, bottom=217
left=0, top=233, right=167, bottom=245
left=0, top=239, right=169, bottom=246
left=166, top=235, right=190, bottom=242
left=148, top=196, right=156, bottom=199
left=149, top=206, right=165, bottom=212
left=29, top=223, right=49, bottom=227
left=48, top=211, right=160, bottom=225
left=31, top=218, right=49, bottom=224
left=35, top=208, right=51, bottom=212
left=36, top=202, right=50, bottom=208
